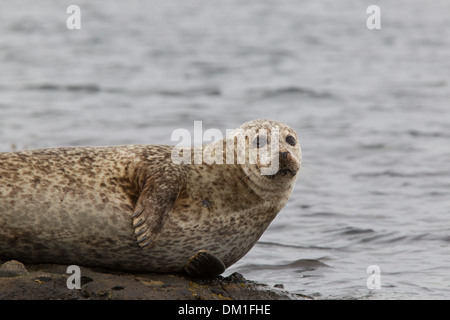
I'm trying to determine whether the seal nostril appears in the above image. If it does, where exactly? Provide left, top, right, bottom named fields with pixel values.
left=279, top=151, right=288, bottom=159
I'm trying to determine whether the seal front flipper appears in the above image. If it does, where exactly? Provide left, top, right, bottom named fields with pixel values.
left=132, top=168, right=184, bottom=249
left=183, top=250, right=226, bottom=277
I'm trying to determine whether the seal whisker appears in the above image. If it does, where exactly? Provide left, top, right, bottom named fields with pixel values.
left=234, top=172, right=254, bottom=197
left=234, top=172, right=248, bottom=188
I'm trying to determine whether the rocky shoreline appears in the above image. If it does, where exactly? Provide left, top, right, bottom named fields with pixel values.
left=0, top=260, right=309, bottom=300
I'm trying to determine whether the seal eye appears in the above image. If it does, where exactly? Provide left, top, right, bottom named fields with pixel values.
left=286, top=135, right=296, bottom=146
left=253, top=136, right=267, bottom=148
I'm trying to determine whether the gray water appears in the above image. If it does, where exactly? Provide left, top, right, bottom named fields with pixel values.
left=1, top=0, right=450, bottom=299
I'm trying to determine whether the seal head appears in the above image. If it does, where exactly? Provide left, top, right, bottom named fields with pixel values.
left=222, top=119, right=301, bottom=197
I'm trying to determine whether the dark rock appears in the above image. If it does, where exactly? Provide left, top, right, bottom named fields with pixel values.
left=0, top=260, right=308, bottom=300
left=0, top=260, right=30, bottom=277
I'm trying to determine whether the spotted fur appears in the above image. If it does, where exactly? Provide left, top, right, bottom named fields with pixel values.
left=0, top=120, right=301, bottom=272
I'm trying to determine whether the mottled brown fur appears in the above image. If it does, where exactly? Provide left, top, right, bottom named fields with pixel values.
left=0, top=120, right=301, bottom=273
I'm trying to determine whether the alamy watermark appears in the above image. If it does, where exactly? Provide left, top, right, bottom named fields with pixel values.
left=66, top=5, right=81, bottom=30
left=170, top=121, right=280, bottom=175
left=66, top=5, right=381, bottom=31
left=366, top=265, right=381, bottom=289
left=366, top=5, right=381, bottom=30
left=66, top=264, right=382, bottom=290
left=66, top=265, right=81, bottom=289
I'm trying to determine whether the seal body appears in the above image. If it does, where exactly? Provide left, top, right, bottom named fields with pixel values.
left=0, top=120, right=301, bottom=274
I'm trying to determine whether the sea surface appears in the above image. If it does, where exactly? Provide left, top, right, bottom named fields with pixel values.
left=1, top=0, right=449, bottom=299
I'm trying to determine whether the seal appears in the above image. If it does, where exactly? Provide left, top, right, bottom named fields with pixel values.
left=0, top=119, right=301, bottom=276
